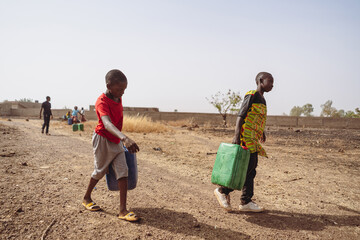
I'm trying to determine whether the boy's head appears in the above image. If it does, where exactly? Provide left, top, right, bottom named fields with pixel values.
left=105, top=69, right=128, bottom=98
left=46, top=96, right=51, bottom=102
left=74, top=106, right=78, bottom=110
left=256, top=72, right=274, bottom=92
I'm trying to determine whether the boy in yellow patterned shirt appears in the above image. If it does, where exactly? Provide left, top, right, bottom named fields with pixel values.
left=214, top=72, right=274, bottom=212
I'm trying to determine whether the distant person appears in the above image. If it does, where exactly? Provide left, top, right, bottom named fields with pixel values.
left=214, top=72, right=274, bottom=212
left=71, top=106, right=81, bottom=123
left=82, top=69, right=140, bottom=222
left=80, top=107, right=86, bottom=122
left=62, top=111, right=71, bottom=121
left=39, top=96, right=53, bottom=135
left=66, top=111, right=71, bottom=119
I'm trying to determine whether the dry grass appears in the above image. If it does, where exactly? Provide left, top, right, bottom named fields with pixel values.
left=123, top=115, right=170, bottom=133
left=166, top=118, right=197, bottom=127
left=54, top=115, right=170, bottom=134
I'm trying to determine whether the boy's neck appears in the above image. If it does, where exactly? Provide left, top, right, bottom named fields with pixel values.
left=256, top=86, right=265, bottom=96
left=105, top=90, right=120, bottom=102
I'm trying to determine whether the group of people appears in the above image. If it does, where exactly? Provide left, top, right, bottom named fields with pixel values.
left=65, top=106, right=86, bottom=124
left=81, top=69, right=274, bottom=222
left=40, top=98, right=87, bottom=134
left=41, top=69, right=274, bottom=222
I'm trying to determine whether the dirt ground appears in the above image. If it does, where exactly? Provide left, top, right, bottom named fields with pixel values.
left=0, top=118, right=359, bottom=240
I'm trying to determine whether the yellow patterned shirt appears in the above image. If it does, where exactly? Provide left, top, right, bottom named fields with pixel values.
left=239, top=90, right=268, bottom=157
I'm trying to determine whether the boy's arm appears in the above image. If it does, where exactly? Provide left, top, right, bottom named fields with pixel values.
left=101, top=115, right=140, bottom=153
left=232, top=116, right=244, bottom=145
left=232, top=93, right=253, bottom=145
left=39, top=107, right=43, bottom=119
left=260, top=131, right=266, bottom=143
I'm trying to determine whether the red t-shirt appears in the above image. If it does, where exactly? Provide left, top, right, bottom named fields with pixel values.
left=94, top=93, right=123, bottom=144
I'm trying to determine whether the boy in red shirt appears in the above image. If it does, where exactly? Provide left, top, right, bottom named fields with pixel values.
left=82, top=69, right=140, bottom=222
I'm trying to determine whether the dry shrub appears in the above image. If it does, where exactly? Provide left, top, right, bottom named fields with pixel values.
left=203, top=121, right=214, bottom=129
left=123, top=115, right=169, bottom=133
left=82, top=121, right=98, bottom=132
left=166, top=118, right=197, bottom=127
left=82, top=116, right=169, bottom=133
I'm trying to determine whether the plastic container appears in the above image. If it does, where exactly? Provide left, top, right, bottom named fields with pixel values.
left=211, top=143, right=250, bottom=190
left=78, top=123, right=84, bottom=131
left=68, top=118, right=73, bottom=125
left=72, top=124, right=78, bottom=131
left=106, top=147, right=138, bottom=191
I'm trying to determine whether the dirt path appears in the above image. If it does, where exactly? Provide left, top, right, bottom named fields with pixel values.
left=0, top=119, right=359, bottom=239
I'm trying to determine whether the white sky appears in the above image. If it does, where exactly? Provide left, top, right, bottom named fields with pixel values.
left=1, top=0, right=359, bottom=115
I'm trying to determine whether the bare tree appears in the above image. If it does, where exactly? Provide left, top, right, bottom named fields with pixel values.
left=207, top=89, right=242, bottom=127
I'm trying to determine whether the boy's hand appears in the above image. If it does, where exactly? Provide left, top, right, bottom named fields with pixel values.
left=123, top=137, right=140, bottom=153
left=232, top=136, right=241, bottom=145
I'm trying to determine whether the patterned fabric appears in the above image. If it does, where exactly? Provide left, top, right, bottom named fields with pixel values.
left=241, top=90, right=268, bottom=157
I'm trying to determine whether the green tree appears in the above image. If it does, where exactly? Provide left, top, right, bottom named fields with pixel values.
left=302, top=104, right=314, bottom=117
left=320, top=100, right=338, bottom=117
left=289, top=103, right=314, bottom=117
left=344, top=108, right=360, bottom=118
left=290, top=106, right=303, bottom=116
left=207, top=89, right=242, bottom=127
left=334, top=109, right=345, bottom=118
left=320, top=100, right=349, bottom=117
left=345, top=110, right=356, bottom=118
left=355, top=108, right=360, bottom=115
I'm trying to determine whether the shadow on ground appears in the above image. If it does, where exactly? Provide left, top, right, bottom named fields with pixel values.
left=132, top=207, right=250, bottom=240
left=242, top=206, right=360, bottom=231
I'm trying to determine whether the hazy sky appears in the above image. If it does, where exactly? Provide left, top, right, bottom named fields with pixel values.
left=1, top=0, right=359, bottom=115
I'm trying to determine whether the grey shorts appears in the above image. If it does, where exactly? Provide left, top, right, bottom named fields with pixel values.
left=91, top=132, right=128, bottom=180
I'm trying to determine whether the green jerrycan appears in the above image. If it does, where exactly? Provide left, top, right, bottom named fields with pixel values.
left=211, top=143, right=250, bottom=190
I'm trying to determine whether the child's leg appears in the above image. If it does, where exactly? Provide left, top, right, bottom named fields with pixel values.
left=83, top=177, right=99, bottom=203
left=114, top=153, right=139, bottom=221
left=219, top=186, right=234, bottom=195
left=214, top=186, right=233, bottom=211
left=118, top=177, right=128, bottom=216
left=240, top=152, right=258, bottom=204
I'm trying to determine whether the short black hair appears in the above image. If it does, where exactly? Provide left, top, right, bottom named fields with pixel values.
left=105, top=69, right=127, bottom=85
left=46, top=96, right=50, bottom=100
left=256, top=72, right=273, bottom=84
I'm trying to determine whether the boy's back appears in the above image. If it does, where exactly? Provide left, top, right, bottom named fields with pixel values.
left=239, top=90, right=268, bottom=157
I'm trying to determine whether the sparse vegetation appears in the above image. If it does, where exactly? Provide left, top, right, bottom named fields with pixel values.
left=289, top=104, right=314, bottom=117
left=16, top=98, right=34, bottom=102
left=82, top=116, right=170, bottom=133
left=166, top=118, right=197, bottom=127
left=206, top=89, right=242, bottom=127
left=320, top=100, right=359, bottom=118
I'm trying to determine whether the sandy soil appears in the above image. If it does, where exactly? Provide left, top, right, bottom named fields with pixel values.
left=0, top=118, right=359, bottom=240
